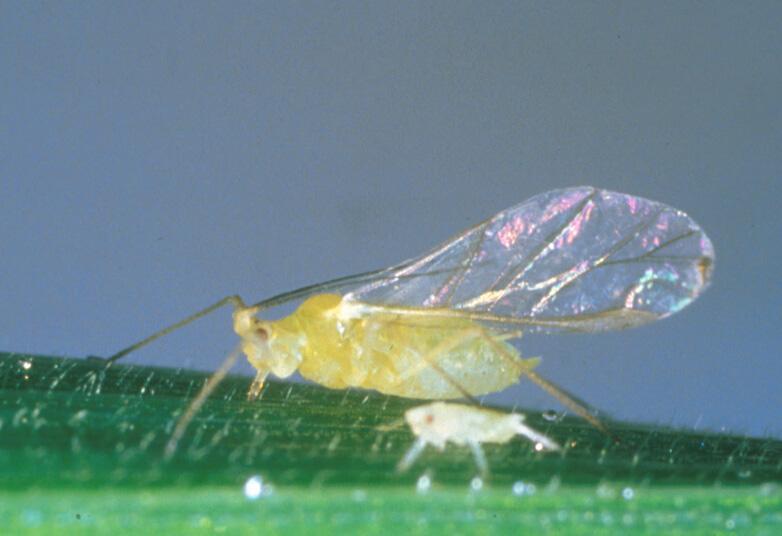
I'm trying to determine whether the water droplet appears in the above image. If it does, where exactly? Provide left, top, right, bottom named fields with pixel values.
left=621, top=487, right=635, bottom=500
left=13, top=408, right=29, bottom=427
left=416, top=473, right=431, bottom=494
left=20, top=360, right=32, bottom=370
left=545, top=475, right=561, bottom=494
left=542, top=410, right=559, bottom=421
left=470, top=477, right=483, bottom=492
left=759, top=482, right=780, bottom=496
left=68, top=409, right=88, bottom=427
left=512, top=481, right=537, bottom=496
left=534, top=442, right=545, bottom=452
left=725, top=518, right=736, bottom=530
left=243, top=475, right=272, bottom=500
left=737, top=469, right=752, bottom=479
left=22, top=509, right=43, bottom=527
left=596, top=483, right=616, bottom=499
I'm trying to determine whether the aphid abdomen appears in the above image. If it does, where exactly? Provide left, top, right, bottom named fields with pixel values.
left=351, top=311, right=524, bottom=399
left=289, top=296, right=525, bottom=399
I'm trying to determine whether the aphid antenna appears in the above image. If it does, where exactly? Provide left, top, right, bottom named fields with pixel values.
left=376, top=417, right=406, bottom=432
left=104, top=295, right=247, bottom=365
left=103, top=266, right=396, bottom=365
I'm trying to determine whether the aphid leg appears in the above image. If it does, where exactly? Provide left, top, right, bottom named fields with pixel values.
left=396, top=437, right=428, bottom=473
left=247, top=369, right=270, bottom=401
left=467, top=440, right=489, bottom=478
left=163, top=344, right=243, bottom=460
left=520, top=367, right=611, bottom=435
left=514, top=419, right=561, bottom=451
left=105, top=295, right=246, bottom=364
left=495, top=329, right=523, bottom=342
left=398, top=327, right=485, bottom=403
left=484, top=336, right=612, bottom=435
left=398, top=327, right=484, bottom=382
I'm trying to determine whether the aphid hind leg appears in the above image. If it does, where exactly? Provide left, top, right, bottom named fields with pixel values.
left=403, top=327, right=487, bottom=403
left=397, top=327, right=485, bottom=382
left=106, top=295, right=247, bottom=364
left=514, top=419, right=561, bottom=451
left=495, top=329, right=523, bottom=342
left=483, top=335, right=611, bottom=436
left=521, top=366, right=610, bottom=435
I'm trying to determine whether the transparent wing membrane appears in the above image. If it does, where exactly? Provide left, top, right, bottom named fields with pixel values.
left=344, top=187, right=714, bottom=333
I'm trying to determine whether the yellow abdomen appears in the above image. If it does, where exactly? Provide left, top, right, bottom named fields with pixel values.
left=273, top=294, right=523, bottom=399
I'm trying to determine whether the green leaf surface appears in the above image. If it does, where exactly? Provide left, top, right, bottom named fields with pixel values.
left=1, top=352, right=780, bottom=533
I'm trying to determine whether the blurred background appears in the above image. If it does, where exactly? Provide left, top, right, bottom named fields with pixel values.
left=2, top=2, right=780, bottom=437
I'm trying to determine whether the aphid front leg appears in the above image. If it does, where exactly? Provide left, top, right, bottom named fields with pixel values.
left=164, top=344, right=243, bottom=460
left=247, top=369, right=270, bottom=401
left=396, top=437, right=428, bottom=474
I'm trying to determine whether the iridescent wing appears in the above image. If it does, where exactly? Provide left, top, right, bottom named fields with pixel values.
left=338, top=187, right=714, bottom=333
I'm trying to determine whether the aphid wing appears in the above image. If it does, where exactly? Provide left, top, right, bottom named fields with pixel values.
left=346, top=187, right=714, bottom=333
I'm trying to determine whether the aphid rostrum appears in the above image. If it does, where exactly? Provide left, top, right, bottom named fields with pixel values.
left=106, top=187, right=714, bottom=455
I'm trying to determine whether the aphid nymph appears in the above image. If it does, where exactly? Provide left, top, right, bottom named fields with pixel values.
left=397, top=402, right=560, bottom=477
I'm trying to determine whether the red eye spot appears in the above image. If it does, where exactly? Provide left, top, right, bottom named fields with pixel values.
left=425, top=414, right=434, bottom=424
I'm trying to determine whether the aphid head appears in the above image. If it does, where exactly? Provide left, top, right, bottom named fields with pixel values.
left=232, top=306, right=304, bottom=378
left=405, top=404, right=442, bottom=432
left=405, top=406, right=435, bottom=433
left=404, top=403, right=448, bottom=449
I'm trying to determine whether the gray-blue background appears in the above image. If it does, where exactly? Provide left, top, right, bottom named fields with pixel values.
left=2, top=2, right=780, bottom=437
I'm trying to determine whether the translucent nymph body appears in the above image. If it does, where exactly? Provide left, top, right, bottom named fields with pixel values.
left=233, top=293, right=523, bottom=399
left=397, top=402, right=560, bottom=476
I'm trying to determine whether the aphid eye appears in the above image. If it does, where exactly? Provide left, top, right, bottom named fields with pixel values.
left=255, top=326, right=269, bottom=341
